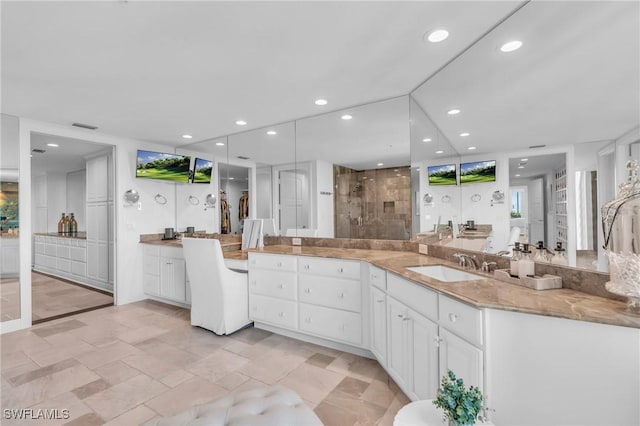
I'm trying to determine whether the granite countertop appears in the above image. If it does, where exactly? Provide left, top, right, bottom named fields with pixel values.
left=249, top=245, right=640, bottom=330
left=34, top=232, right=87, bottom=239
left=139, top=238, right=243, bottom=256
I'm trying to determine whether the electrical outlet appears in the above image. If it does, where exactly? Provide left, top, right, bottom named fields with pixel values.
left=419, top=244, right=429, bottom=255
left=292, top=237, right=302, bottom=246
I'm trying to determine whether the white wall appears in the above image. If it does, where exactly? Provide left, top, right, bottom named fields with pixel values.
left=45, top=172, right=67, bottom=232
left=66, top=169, right=86, bottom=231
left=312, top=160, right=334, bottom=238
left=417, top=154, right=462, bottom=233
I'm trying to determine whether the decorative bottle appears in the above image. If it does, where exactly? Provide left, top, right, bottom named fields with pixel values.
left=602, top=160, right=640, bottom=315
left=62, top=214, right=70, bottom=235
left=58, top=213, right=66, bottom=234
left=518, top=243, right=535, bottom=279
left=510, top=242, right=521, bottom=277
left=69, top=213, right=78, bottom=235
left=551, top=242, right=568, bottom=265
left=534, top=241, right=549, bottom=263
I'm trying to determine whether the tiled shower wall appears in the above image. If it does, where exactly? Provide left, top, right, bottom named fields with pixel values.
left=334, top=165, right=411, bottom=240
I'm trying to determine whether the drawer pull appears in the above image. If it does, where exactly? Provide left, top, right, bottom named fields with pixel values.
left=341, top=324, right=347, bottom=330
left=304, top=288, right=311, bottom=294
left=338, top=267, right=344, bottom=273
left=434, top=336, right=443, bottom=346
left=278, top=312, right=285, bottom=317
left=305, top=317, right=312, bottom=323
left=397, top=314, right=405, bottom=319
left=304, top=265, right=310, bottom=270
left=376, top=299, right=384, bottom=303
left=339, top=292, right=345, bottom=299
left=372, top=274, right=378, bottom=279
left=279, top=284, right=285, bottom=289
left=448, top=313, right=458, bottom=323
left=277, top=262, right=283, bottom=267
left=403, top=316, right=410, bottom=322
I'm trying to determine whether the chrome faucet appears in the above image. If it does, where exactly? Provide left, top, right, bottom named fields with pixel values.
left=481, top=261, right=498, bottom=273
left=453, top=253, right=479, bottom=270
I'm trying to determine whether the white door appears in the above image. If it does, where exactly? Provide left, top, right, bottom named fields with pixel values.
left=439, top=328, right=483, bottom=390
left=370, top=287, right=387, bottom=367
left=279, top=170, right=302, bottom=235
left=410, top=308, right=439, bottom=400
left=387, top=297, right=411, bottom=391
left=528, top=178, right=545, bottom=244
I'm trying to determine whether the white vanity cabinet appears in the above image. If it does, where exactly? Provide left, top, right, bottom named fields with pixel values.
left=383, top=273, right=484, bottom=400
left=0, top=237, right=19, bottom=277
left=370, top=285, right=387, bottom=366
left=142, top=245, right=189, bottom=304
left=33, top=235, right=90, bottom=285
left=248, top=253, right=298, bottom=329
left=298, top=257, right=363, bottom=346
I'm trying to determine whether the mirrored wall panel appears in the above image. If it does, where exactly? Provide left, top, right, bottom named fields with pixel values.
left=411, top=1, right=640, bottom=270
left=296, top=96, right=411, bottom=239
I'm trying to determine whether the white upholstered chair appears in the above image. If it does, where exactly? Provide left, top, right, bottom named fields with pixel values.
left=285, top=228, right=318, bottom=237
left=181, top=237, right=251, bottom=335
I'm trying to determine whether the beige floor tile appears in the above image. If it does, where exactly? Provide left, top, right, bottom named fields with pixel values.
left=279, top=362, right=345, bottom=404
left=376, top=395, right=410, bottom=426
left=103, top=404, right=157, bottom=426
left=1, top=351, right=33, bottom=372
left=186, top=349, right=250, bottom=382
left=214, top=372, right=251, bottom=391
left=2, top=363, right=100, bottom=409
left=15, top=392, right=94, bottom=426
left=84, top=374, right=168, bottom=421
left=62, top=412, right=105, bottom=426
left=315, top=400, right=358, bottom=426
left=68, top=321, right=134, bottom=347
left=228, top=327, right=272, bottom=345
left=335, top=376, right=370, bottom=398
left=134, top=338, right=201, bottom=366
left=120, top=353, right=183, bottom=380
left=93, top=360, right=141, bottom=386
left=159, top=369, right=194, bottom=388
left=75, top=341, right=143, bottom=370
left=27, top=339, right=95, bottom=367
left=238, top=347, right=309, bottom=385
left=2, top=358, right=44, bottom=384
left=361, top=379, right=397, bottom=409
left=5, top=358, right=80, bottom=387
left=71, top=378, right=111, bottom=400
left=31, top=319, right=88, bottom=339
left=321, top=390, right=387, bottom=425
left=306, top=352, right=337, bottom=369
left=144, top=376, right=227, bottom=417
left=2, top=331, right=52, bottom=355
left=115, top=325, right=168, bottom=345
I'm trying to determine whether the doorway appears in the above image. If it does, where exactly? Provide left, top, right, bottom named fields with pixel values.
left=30, top=133, right=114, bottom=323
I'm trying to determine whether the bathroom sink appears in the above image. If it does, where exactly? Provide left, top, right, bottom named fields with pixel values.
left=406, top=265, right=486, bottom=282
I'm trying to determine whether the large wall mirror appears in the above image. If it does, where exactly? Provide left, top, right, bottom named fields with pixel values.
left=295, top=96, right=411, bottom=239
left=410, top=1, right=639, bottom=271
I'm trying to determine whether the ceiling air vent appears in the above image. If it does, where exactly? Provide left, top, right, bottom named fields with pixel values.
left=72, top=122, right=98, bottom=130
left=237, top=156, right=250, bottom=160
left=31, top=148, right=46, bottom=153
left=529, top=144, right=546, bottom=149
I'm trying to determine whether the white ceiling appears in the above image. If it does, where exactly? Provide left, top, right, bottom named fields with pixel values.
left=30, top=133, right=111, bottom=174
left=412, top=1, right=640, bottom=155
left=508, top=153, right=565, bottom=183
left=2, top=1, right=522, bottom=145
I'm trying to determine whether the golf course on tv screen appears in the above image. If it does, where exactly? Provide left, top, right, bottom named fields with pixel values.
left=460, top=160, right=496, bottom=184
left=136, top=150, right=191, bottom=182
left=192, top=158, right=213, bottom=183
left=428, top=164, right=457, bottom=185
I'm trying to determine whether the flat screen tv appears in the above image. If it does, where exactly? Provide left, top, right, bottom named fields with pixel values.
left=192, top=157, right=213, bottom=183
left=136, top=150, right=191, bottom=182
left=460, top=160, right=496, bottom=184
left=427, top=164, right=457, bottom=185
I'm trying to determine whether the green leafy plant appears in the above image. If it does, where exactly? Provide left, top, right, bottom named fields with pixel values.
left=510, top=210, right=521, bottom=218
left=433, top=370, right=483, bottom=425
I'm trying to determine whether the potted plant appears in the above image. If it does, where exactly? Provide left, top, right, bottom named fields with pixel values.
left=433, top=370, right=484, bottom=426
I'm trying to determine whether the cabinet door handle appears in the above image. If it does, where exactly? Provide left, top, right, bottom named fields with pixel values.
left=397, top=314, right=405, bottom=319
left=339, top=292, right=345, bottom=299
left=338, top=267, right=344, bottom=273
left=448, top=313, right=458, bottom=323
left=434, top=336, right=443, bottom=346
left=376, top=299, right=384, bottom=303
left=277, top=262, right=283, bottom=267
left=279, top=284, right=285, bottom=289
left=341, top=324, right=347, bottom=330
left=304, top=265, right=310, bottom=270
left=278, top=312, right=285, bottom=317
left=304, top=288, right=311, bottom=294
left=372, top=274, right=378, bottom=279
left=305, top=317, right=312, bottom=323
left=403, top=316, right=410, bottom=321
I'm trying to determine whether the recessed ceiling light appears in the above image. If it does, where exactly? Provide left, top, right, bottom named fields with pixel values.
left=435, top=150, right=444, bottom=154
left=229, top=177, right=235, bottom=180
left=468, top=146, right=477, bottom=150
left=422, top=138, right=432, bottom=142
left=447, top=109, right=461, bottom=115
left=518, top=165, right=525, bottom=169
left=182, top=134, right=193, bottom=139
left=515, top=174, right=521, bottom=177
left=315, top=99, right=328, bottom=106
left=394, top=169, right=399, bottom=172
left=216, top=142, right=225, bottom=146
left=500, top=40, right=523, bottom=53
left=341, top=114, right=353, bottom=120
left=460, top=132, right=470, bottom=137
left=377, top=162, right=384, bottom=167
left=363, top=176, right=368, bottom=180
left=235, top=120, right=247, bottom=126
left=266, top=130, right=277, bottom=136
left=396, top=174, right=402, bottom=177
left=426, top=29, right=449, bottom=43
left=47, top=143, right=59, bottom=147
left=521, top=158, right=528, bottom=162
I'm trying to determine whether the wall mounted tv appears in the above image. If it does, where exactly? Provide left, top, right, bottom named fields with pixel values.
left=192, top=158, right=213, bottom=184
left=427, top=164, right=457, bottom=185
left=460, top=160, right=496, bottom=184
left=136, top=150, right=191, bottom=182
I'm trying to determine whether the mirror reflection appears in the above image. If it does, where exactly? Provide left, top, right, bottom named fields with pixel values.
left=296, top=96, right=411, bottom=239
left=410, top=1, right=639, bottom=271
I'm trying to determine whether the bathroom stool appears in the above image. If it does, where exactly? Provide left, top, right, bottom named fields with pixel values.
left=144, top=385, right=323, bottom=426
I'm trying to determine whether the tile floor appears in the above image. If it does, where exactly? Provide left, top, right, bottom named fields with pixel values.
left=1, top=300, right=409, bottom=425
left=31, top=272, right=114, bottom=322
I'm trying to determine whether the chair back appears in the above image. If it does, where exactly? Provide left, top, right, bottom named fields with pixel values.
left=181, top=237, right=227, bottom=303
left=285, top=228, right=318, bottom=237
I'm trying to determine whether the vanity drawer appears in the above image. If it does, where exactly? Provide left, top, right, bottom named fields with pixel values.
left=57, top=258, right=71, bottom=273
left=299, top=303, right=362, bottom=346
left=249, top=253, right=297, bottom=272
left=370, top=265, right=387, bottom=291
left=143, top=245, right=161, bottom=257
left=299, top=275, right=361, bottom=313
left=77, top=239, right=87, bottom=248
left=71, top=261, right=86, bottom=277
left=250, top=294, right=297, bottom=329
left=439, top=295, right=483, bottom=347
left=388, top=273, right=438, bottom=322
left=57, top=245, right=71, bottom=259
left=298, top=257, right=360, bottom=280
left=70, top=247, right=86, bottom=262
left=249, top=270, right=297, bottom=301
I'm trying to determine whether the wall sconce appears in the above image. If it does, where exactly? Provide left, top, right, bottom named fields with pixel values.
left=491, top=190, right=505, bottom=206
left=123, top=189, right=141, bottom=210
left=423, top=193, right=433, bottom=203
left=204, top=193, right=217, bottom=211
